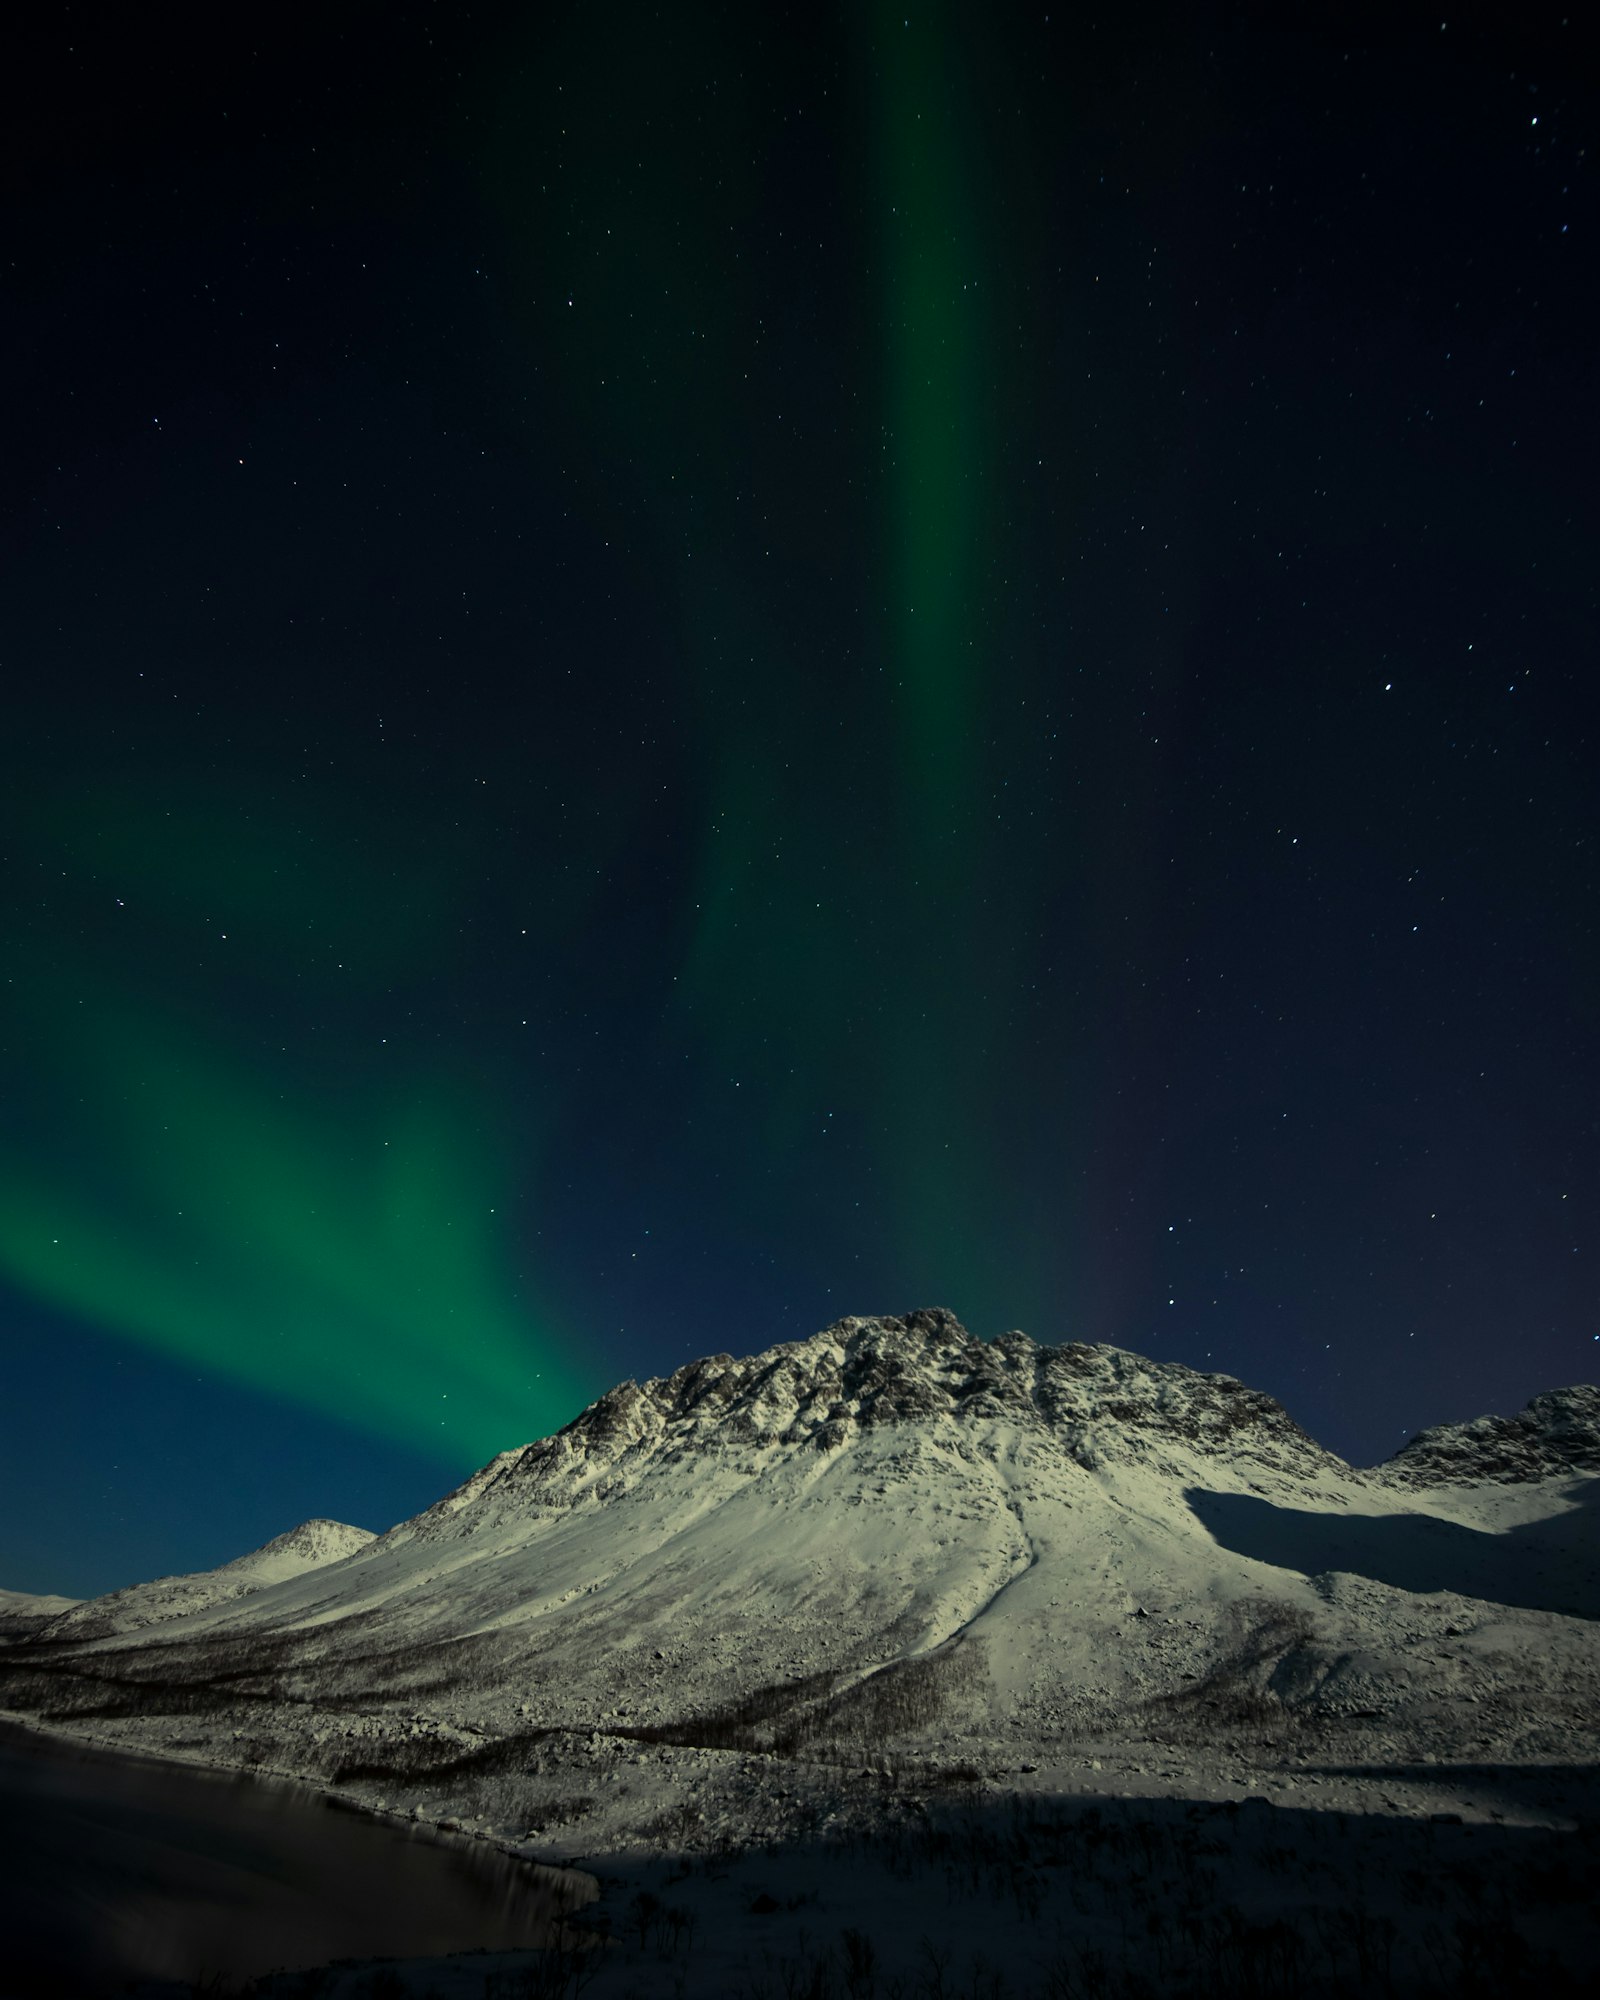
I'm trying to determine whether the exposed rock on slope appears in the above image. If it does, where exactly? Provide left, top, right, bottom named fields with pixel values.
left=1382, top=1385, right=1600, bottom=1486
left=402, top=1308, right=1337, bottom=1540
left=45, top=1517, right=374, bottom=1639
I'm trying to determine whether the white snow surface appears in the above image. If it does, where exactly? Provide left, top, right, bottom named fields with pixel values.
left=0, top=1589, right=80, bottom=1615
left=0, top=1586, right=82, bottom=1643
left=11, top=1310, right=1599, bottom=1865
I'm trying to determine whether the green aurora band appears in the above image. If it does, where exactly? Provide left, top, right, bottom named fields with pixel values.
left=870, top=0, right=997, bottom=1282
left=0, top=778, right=582, bottom=1465
left=875, top=0, right=985, bottom=806
left=0, top=9, right=1056, bottom=1442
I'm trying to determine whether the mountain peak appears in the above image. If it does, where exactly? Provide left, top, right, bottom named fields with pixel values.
left=410, top=1309, right=1335, bottom=1534
left=236, top=1518, right=375, bottom=1571
left=1383, top=1383, right=1600, bottom=1485
left=43, top=1517, right=375, bottom=1640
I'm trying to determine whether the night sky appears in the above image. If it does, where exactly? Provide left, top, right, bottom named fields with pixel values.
left=3, top=5, right=1594, bottom=1599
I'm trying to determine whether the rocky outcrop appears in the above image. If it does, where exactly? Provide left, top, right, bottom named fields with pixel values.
left=1382, top=1385, right=1600, bottom=1486
left=399, top=1309, right=1340, bottom=1538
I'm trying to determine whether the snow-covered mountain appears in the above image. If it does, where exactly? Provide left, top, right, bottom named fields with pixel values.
left=8, top=1310, right=1597, bottom=1860
left=0, top=1588, right=80, bottom=1617
left=0, top=1586, right=81, bottom=1642
left=1384, top=1384, right=1600, bottom=1485
left=43, top=1517, right=375, bottom=1640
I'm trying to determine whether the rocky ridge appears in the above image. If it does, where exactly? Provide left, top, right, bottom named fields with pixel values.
left=396, top=1308, right=1341, bottom=1541
left=1383, top=1384, right=1600, bottom=1486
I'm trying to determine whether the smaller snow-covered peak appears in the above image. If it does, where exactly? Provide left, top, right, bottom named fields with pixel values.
left=1382, top=1384, right=1600, bottom=1486
left=0, top=1587, right=82, bottom=1642
left=0, top=1587, right=80, bottom=1614
left=43, top=1517, right=376, bottom=1639
left=225, top=1518, right=376, bottom=1573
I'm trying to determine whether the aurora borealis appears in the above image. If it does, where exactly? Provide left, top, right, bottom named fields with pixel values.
left=3, top=5, right=1594, bottom=1595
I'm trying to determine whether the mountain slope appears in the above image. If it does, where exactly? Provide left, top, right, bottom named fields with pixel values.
left=0, top=1587, right=82, bottom=1643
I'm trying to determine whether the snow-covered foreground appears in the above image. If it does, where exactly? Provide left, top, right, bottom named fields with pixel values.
left=4, top=1309, right=1597, bottom=1993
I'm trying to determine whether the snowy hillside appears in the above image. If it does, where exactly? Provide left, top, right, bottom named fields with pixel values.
left=0, top=1586, right=81, bottom=1643
left=42, top=1517, right=375, bottom=1639
left=0, top=1588, right=80, bottom=1617
left=5, top=1309, right=1597, bottom=1873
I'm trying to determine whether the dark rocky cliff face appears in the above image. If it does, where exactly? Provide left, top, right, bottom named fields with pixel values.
left=1383, top=1385, right=1600, bottom=1485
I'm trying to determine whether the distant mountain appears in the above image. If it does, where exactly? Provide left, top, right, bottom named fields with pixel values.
left=0, top=1587, right=82, bottom=1643
left=12, top=1312, right=1597, bottom=1860
left=0, top=1589, right=81, bottom=1615
left=43, top=1517, right=375, bottom=1640
left=1384, top=1385, right=1600, bottom=1486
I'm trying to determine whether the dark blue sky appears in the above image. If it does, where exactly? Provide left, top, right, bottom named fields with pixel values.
left=2, top=3, right=1594, bottom=1598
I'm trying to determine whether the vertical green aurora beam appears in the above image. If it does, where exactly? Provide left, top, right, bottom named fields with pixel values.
left=480, top=3, right=1036, bottom=1322
left=874, top=0, right=985, bottom=809
left=868, top=2, right=1003, bottom=1298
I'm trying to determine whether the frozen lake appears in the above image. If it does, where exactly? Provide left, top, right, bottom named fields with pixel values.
left=0, top=1721, right=588, bottom=1995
